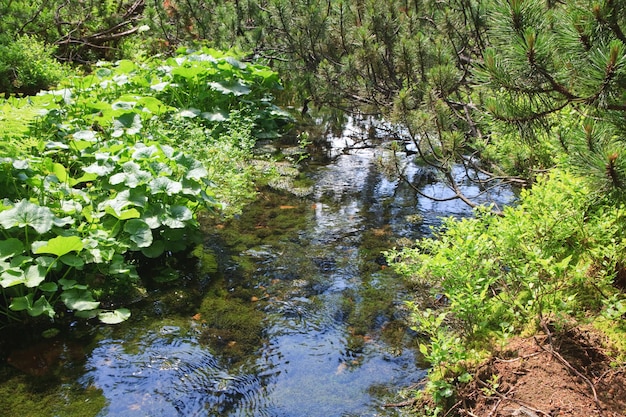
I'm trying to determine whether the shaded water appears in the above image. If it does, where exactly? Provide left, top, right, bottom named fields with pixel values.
left=0, top=116, right=514, bottom=416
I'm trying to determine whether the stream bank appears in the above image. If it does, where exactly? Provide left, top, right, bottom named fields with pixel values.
left=0, top=114, right=512, bottom=416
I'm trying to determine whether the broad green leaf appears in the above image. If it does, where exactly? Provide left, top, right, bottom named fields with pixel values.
left=176, top=154, right=209, bottom=179
left=34, top=235, right=83, bottom=257
left=13, top=160, right=29, bottom=169
left=109, top=255, right=135, bottom=275
left=49, top=88, right=73, bottom=104
left=141, top=206, right=164, bottom=228
left=24, top=264, right=47, bottom=287
left=251, top=65, right=278, bottom=81
left=74, top=310, right=98, bottom=319
left=95, top=68, right=112, bottom=77
left=71, top=172, right=99, bottom=186
left=68, top=140, right=95, bottom=152
left=53, top=216, right=74, bottom=228
left=115, top=59, right=136, bottom=73
left=39, top=282, right=58, bottom=292
left=60, top=253, right=85, bottom=268
left=52, top=163, right=68, bottom=183
left=0, top=268, right=24, bottom=288
left=171, top=65, right=207, bottom=79
left=200, top=111, right=228, bottom=122
left=83, top=161, right=115, bottom=176
left=60, top=200, right=83, bottom=215
left=45, top=141, right=70, bottom=150
left=0, top=200, right=55, bottom=234
left=112, top=74, right=129, bottom=86
left=179, top=109, right=200, bottom=118
left=109, top=161, right=151, bottom=188
left=105, top=206, right=140, bottom=220
left=141, top=240, right=165, bottom=258
left=112, top=112, right=142, bottom=137
left=61, top=288, right=100, bottom=311
left=132, top=144, right=158, bottom=159
left=35, top=255, right=56, bottom=268
left=150, top=177, right=182, bottom=195
left=30, top=295, right=55, bottom=318
left=0, top=238, right=24, bottom=260
left=109, top=172, right=127, bottom=185
left=163, top=205, right=192, bottom=228
left=220, top=56, right=247, bottom=69
left=98, top=308, right=131, bottom=324
left=10, top=255, right=32, bottom=268
left=161, top=228, right=189, bottom=252
left=10, top=294, right=32, bottom=311
left=150, top=82, right=169, bottom=91
left=102, top=189, right=148, bottom=215
left=124, top=219, right=153, bottom=247
left=137, top=96, right=171, bottom=114
left=186, top=166, right=208, bottom=180
left=160, top=144, right=175, bottom=158
left=59, top=278, right=87, bottom=290
left=208, top=80, right=251, bottom=96
left=73, top=130, right=98, bottom=141
left=111, top=101, right=136, bottom=110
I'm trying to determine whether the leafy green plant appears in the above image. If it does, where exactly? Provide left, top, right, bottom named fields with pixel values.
left=0, top=47, right=292, bottom=325
left=0, top=35, right=66, bottom=95
left=0, top=199, right=128, bottom=323
left=388, top=169, right=626, bottom=411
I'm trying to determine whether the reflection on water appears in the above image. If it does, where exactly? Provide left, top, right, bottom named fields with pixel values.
left=79, top=327, right=267, bottom=416
left=0, top=115, right=514, bottom=417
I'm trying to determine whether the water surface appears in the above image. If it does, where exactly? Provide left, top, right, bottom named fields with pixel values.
left=0, top=115, right=514, bottom=416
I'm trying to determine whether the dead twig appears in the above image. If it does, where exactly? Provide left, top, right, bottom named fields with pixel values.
left=494, top=351, right=543, bottom=363
left=442, top=400, right=463, bottom=417
left=476, top=378, right=552, bottom=417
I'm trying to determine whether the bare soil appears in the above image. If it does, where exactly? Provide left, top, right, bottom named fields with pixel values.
left=453, top=325, right=626, bottom=417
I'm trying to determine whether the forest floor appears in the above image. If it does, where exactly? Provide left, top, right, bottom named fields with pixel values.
left=452, top=324, right=626, bottom=417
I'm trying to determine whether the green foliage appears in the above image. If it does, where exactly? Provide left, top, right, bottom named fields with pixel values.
left=0, top=0, right=147, bottom=62
left=0, top=35, right=66, bottom=95
left=477, top=0, right=626, bottom=197
left=0, top=47, right=291, bottom=325
left=388, top=170, right=626, bottom=408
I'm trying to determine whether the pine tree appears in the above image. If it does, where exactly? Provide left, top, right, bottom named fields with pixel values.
left=477, top=0, right=626, bottom=201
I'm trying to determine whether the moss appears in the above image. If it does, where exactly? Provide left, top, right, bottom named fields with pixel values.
left=197, top=294, right=265, bottom=365
left=0, top=366, right=105, bottom=417
left=591, top=317, right=626, bottom=362
left=190, top=245, right=219, bottom=275
left=215, top=190, right=310, bottom=252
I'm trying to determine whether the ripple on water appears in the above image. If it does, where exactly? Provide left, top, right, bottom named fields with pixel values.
left=81, top=327, right=270, bottom=417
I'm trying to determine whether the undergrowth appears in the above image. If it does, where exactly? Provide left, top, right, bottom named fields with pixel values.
left=387, top=169, right=626, bottom=415
left=0, top=46, right=293, bottom=327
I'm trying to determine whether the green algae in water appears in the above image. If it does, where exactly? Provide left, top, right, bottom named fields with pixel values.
left=190, top=244, right=219, bottom=275
left=198, top=294, right=265, bottom=365
left=215, top=189, right=310, bottom=252
left=0, top=361, right=105, bottom=417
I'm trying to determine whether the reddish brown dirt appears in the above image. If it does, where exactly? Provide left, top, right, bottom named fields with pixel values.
left=454, top=326, right=626, bottom=417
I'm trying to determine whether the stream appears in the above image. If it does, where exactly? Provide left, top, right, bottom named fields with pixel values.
left=0, top=115, right=514, bottom=416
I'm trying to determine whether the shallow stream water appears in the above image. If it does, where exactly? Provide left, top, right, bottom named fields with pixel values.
left=0, top=116, right=513, bottom=416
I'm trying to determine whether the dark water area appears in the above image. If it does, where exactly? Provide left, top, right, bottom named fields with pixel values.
left=0, top=115, right=514, bottom=416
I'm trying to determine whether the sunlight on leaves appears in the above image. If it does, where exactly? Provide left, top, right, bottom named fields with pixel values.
left=124, top=219, right=153, bottom=247
left=33, top=235, right=83, bottom=257
left=98, top=308, right=131, bottom=324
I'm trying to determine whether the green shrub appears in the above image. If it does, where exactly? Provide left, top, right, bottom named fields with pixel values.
left=388, top=170, right=626, bottom=410
left=0, top=35, right=66, bottom=96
